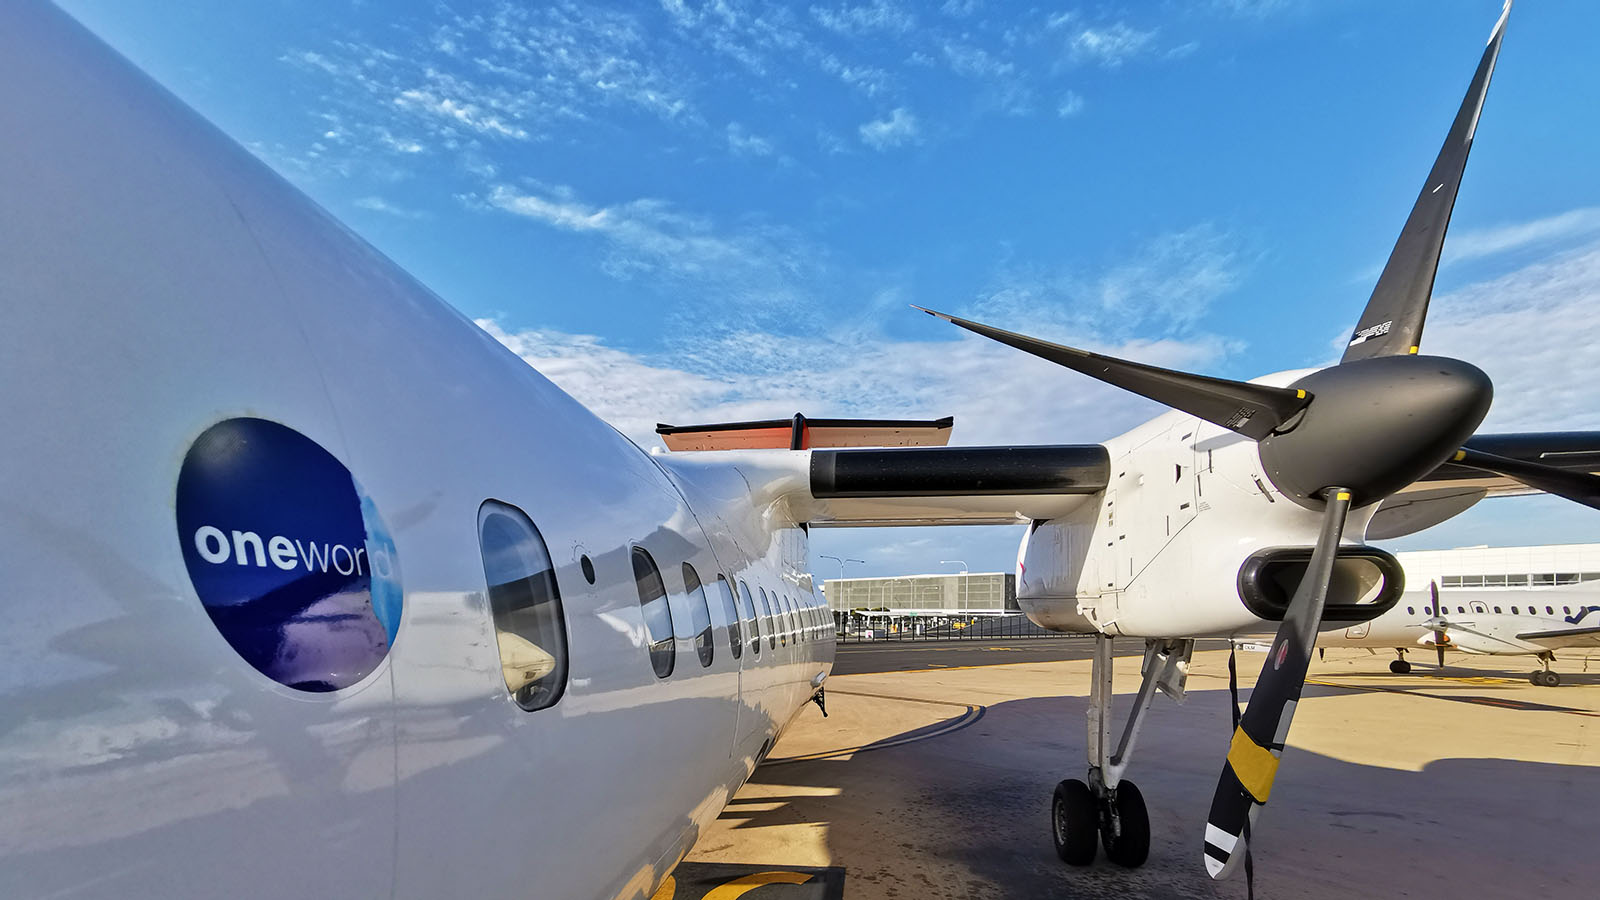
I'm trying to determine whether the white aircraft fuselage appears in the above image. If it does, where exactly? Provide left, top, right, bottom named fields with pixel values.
left=0, top=5, right=830, bottom=899
left=1323, top=583, right=1600, bottom=656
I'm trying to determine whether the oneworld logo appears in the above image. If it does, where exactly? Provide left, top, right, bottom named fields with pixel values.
left=192, top=525, right=371, bottom=576
left=176, top=418, right=402, bottom=693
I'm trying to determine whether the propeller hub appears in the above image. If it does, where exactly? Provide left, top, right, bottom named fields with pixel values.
left=1258, top=355, right=1492, bottom=509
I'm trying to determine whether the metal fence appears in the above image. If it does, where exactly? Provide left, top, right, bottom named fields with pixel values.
left=830, top=611, right=1062, bottom=642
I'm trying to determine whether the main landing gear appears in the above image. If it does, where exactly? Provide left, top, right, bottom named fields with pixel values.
left=1051, top=636, right=1192, bottom=869
left=1389, top=649, right=1412, bottom=674
left=1530, top=653, right=1561, bottom=687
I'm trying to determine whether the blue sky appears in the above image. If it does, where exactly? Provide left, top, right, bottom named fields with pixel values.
left=58, top=0, right=1600, bottom=578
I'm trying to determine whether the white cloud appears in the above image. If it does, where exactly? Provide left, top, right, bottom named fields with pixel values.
left=352, top=196, right=425, bottom=219
left=972, top=225, right=1247, bottom=340
left=473, top=222, right=1252, bottom=448
left=478, top=312, right=1209, bottom=450
left=1416, top=239, right=1600, bottom=432
left=1069, top=23, right=1157, bottom=68
left=859, top=107, right=919, bottom=150
left=1057, top=90, right=1085, bottom=118
left=484, top=184, right=821, bottom=311
left=811, top=2, right=916, bottom=37
left=394, top=89, right=529, bottom=139
left=1442, top=207, right=1600, bottom=267
left=726, top=122, right=776, bottom=157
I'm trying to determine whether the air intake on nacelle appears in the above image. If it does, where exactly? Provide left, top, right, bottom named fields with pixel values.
left=1236, top=547, right=1404, bottom=624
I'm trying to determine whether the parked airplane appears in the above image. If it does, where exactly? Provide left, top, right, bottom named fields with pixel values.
left=2, top=1, right=1597, bottom=898
left=1322, top=581, right=1600, bottom=685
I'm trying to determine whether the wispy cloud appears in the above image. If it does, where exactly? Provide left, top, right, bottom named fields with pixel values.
left=1417, top=238, right=1600, bottom=432
left=274, top=1, right=1235, bottom=182
left=726, top=122, right=776, bottom=158
left=352, top=196, right=426, bottom=219
left=972, top=224, right=1248, bottom=340
left=1352, top=206, right=1600, bottom=284
left=484, top=183, right=822, bottom=310
left=860, top=107, right=920, bottom=150
left=811, top=2, right=917, bottom=37
left=1057, top=90, right=1086, bottom=118
left=477, top=313, right=1212, bottom=449
left=1067, top=23, right=1158, bottom=68
left=1442, top=207, right=1600, bottom=266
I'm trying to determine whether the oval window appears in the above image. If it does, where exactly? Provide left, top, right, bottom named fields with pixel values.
left=478, top=501, right=569, bottom=711
left=683, top=563, right=714, bottom=668
left=632, top=547, right=675, bottom=678
left=717, top=575, right=742, bottom=661
left=739, top=581, right=762, bottom=657
left=761, top=588, right=782, bottom=648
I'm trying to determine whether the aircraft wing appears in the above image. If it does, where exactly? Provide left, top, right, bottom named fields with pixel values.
left=1369, top=431, right=1600, bottom=538
left=1513, top=624, right=1600, bottom=650
left=656, top=443, right=1110, bottom=527
left=1403, top=431, right=1600, bottom=497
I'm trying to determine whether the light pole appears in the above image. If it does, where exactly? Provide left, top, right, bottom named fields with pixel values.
left=940, top=559, right=969, bottom=574
left=819, top=555, right=864, bottom=579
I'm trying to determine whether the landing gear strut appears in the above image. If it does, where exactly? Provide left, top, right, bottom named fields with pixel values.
left=1530, top=653, right=1561, bottom=687
left=1051, top=636, right=1192, bottom=869
left=1389, top=649, right=1412, bottom=675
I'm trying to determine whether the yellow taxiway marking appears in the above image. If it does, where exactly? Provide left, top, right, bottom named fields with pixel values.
left=703, top=872, right=812, bottom=899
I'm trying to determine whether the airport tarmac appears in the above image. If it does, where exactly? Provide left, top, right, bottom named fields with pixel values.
left=679, top=644, right=1600, bottom=899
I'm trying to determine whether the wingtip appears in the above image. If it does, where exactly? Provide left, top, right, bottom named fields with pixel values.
left=910, top=304, right=953, bottom=322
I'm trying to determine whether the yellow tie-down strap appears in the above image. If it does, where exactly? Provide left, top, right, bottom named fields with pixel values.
left=1227, top=726, right=1280, bottom=804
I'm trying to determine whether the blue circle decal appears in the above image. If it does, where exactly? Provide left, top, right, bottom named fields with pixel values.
left=176, top=418, right=402, bottom=691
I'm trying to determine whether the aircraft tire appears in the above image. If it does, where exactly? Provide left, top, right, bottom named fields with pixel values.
left=1539, top=671, right=1561, bottom=687
left=1052, top=779, right=1098, bottom=865
left=1101, top=781, right=1150, bottom=868
left=1389, top=659, right=1412, bottom=674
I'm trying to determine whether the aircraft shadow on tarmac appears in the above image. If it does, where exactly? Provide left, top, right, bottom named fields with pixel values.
left=731, top=686, right=1597, bottom=900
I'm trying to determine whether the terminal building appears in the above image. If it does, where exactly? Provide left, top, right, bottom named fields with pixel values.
left=1394, top=542, right=1600, bottom=591
left=820, top=543, right=1600, bottom=617
left=822, top=571, right=1017, bottom=615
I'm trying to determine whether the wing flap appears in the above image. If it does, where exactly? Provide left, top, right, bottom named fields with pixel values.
left=657, top=414, right=953, bottom=451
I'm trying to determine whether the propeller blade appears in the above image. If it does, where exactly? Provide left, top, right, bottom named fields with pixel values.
left=1451, top=447, right=1600, bottom=510
left=912, top=306, right=1310, bottom=440
left=1431, top=582, right=1447, bottom=667
left=1341, top=1, right=1511, bottom=362
left=1204, top=487, right=1351, bottom=880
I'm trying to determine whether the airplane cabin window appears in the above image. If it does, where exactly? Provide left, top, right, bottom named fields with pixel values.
left=1456, top=606, right=1465, bottom=613
left=717, top=575, right=742, bottom=660
left=759, top=588, right=780, bottom=649
left=1512, top=606, right=1520, bottom=614
left=683, top=563, right=714, bottom=668
left=739, top=581, right=762, bottom=657
left=786, top=595, right=801, bottom=642
left=1563, top=606, right=1571, bottom=615
left=1546, top=606, right=1555, bottom=615
left=477, top=500, right=569, bottom=712
left=1493, top=606, right=1502, bottom=613
left=631, top=548, right=675, bottom=678
left=1406, top=607, right=1414, bottom=615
